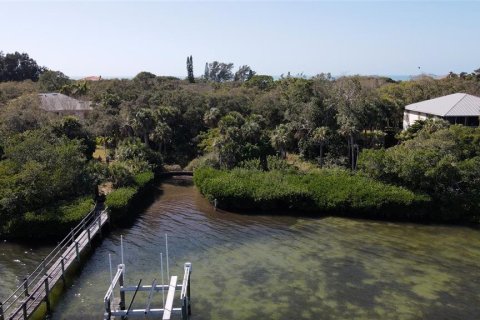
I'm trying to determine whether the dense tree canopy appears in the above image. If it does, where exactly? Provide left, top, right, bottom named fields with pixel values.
left=0, top=129, right=92, bottom=219
left=0, top=51, right=45, bottom=82
left=358, top=123, right=480, bottom=221
left=204, top=61, right=234, bottom=82
left=38, top=70, right=71, bottom=92
left=1, top=56, right=480, bottom=225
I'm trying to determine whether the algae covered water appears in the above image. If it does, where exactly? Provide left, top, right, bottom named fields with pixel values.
left=2, top=176, right=480, bottom=319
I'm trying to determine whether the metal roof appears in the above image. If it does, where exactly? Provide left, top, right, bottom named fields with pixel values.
left=405, top=93, right=480, bottom=117
left=38, top=93, right=92, bottom=112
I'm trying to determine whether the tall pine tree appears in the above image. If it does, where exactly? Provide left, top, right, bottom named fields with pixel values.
left=204, top=62, right=209, bottom=80
left=186, top=55, right=195, bottom=83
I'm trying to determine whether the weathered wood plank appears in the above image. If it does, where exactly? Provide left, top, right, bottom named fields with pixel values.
left=162, top=276, right=178, bottom=320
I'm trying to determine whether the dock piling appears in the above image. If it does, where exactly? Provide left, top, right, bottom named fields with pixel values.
left=0, top=302, right=4, bottom=320
left=121, top=235, right=125, bottom=277
left=22, top=302, right=27, bottom=319
left=87, top=228, right=91, bottom=248
left=160, top=253, right=165, bottom=308
left=98, top=216, right=102, bottom=236
left=104, top=297, right=111, bottom=320
left=44, top=277, right=51, bottom=314
left=23, top=277, right=29, bottom=297
left=119, top=266, right=126, bottom=310
left=75, top=241, right=80, bottom=262
left=187, top=263, right=191, bottom=315
left=165, top=234, right=170, bottom=280
left=60, top=257, right=66, bottom=284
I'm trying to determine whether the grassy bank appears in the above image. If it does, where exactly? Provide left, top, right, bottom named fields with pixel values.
left=106, top=170, right=155, bottom=223
left=194, top=167, right=431, bottom=220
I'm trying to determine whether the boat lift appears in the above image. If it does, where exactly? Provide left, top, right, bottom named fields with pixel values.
left=103, top=235, right=192, bottom=320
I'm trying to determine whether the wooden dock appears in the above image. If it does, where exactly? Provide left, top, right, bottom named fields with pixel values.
left=158, top=171, right=193, bottom=178
left=0, top=208, right=109, bottom=320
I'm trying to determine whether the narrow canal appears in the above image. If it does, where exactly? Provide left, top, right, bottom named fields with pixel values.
left=1, top=176, right=480, bottom=319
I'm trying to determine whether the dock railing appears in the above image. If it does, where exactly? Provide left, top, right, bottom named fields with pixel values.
left=104, top=262, right=192, bottom=320
left=180, top=262, right=192, bottom=319
left=1, top=206, right=109, bottom=320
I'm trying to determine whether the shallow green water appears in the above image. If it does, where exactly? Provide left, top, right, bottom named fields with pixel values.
left=2, top=177, right=480, bottom=319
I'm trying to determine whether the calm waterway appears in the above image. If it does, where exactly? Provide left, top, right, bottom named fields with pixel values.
left=1, top=176, right=480, bottom=319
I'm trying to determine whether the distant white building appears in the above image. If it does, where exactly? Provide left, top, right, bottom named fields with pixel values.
left=38, top=93, right=92, bottom=119
left=403, top=93, right=480, bottom=129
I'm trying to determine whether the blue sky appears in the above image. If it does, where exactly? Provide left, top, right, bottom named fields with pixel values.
left=1, top=1, right=479, bottom=78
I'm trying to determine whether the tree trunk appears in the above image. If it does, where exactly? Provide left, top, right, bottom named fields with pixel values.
left=144, top=133, right=149, bottom=147
left=319, top=144, right=324, bottom=168
left=350, top=135, right=355, bottom=171
left=103, top=140, right=107, bottom=161
left=346, top=137, right=351, bottom=169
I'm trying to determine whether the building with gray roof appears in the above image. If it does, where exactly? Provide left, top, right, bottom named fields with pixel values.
left=38, top=93, right=92, bottom=119
left=403, top=93, right=480, bottom=129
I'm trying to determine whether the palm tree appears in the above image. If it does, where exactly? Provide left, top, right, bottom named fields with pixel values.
left=149, top=121, right=172, bottom=154
left=203, top=107, right=220, bottom=128
left=339, top=124, right=359, bottom=171
left=311, top=126, right=329, bottom=167
left=131, top=108, right=155, bottom=147
left=270, top=124, right=289, bottom=159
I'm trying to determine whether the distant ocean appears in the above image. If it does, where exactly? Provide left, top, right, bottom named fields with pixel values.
left=71, top=74, right=436, bottom=82
left=272, top=74, right=424, bottom=81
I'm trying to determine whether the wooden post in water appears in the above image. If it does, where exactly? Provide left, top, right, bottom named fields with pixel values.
left=0, top=301, right=4, bottom=320
left=104, top=298, right=111, bottom=320
left=187, top=262, right=192, bottom=316
left=98, top=216, right=102, bottom=237
left=75, top=241, right=80, bottom=262
left=181, top=262, right=192, bottom=320
left=182, top=299, right=187, bottom=320
left=61, top=256, right=66, bottom=285
left=119, top=267, right=126, bottom=310
left=22, top=301, right=27, bottom=319
left=23, top=277, right=29, bottom=297
left=44, top=277, right=51, bottom=314
left=87, top=227, right=92, bottom=248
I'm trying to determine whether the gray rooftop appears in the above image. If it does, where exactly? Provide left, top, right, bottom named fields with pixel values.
left=405, top=93, right=480, bottom=117
left=38, top=93, right=92, bottom=112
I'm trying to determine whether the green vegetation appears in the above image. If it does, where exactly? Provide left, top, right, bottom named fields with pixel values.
left=1, top=197, right=94, bottom=239
left=358, top=123, right=480, bottom=222
left=0, top=128, right=93, bottom=221
left=194, top=167, right=429, bottom=219
left=1, top=51, right=480, bottom=233
left=106, top=171, right=155, bottom=222
left=0, top=51, right=45, bottom=82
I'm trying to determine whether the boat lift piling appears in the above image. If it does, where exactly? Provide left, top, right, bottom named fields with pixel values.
left=103, top=235, right=192, bottom=320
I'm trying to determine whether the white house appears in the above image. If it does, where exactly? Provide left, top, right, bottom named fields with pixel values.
left=403, top=93, right=480, bottom=129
